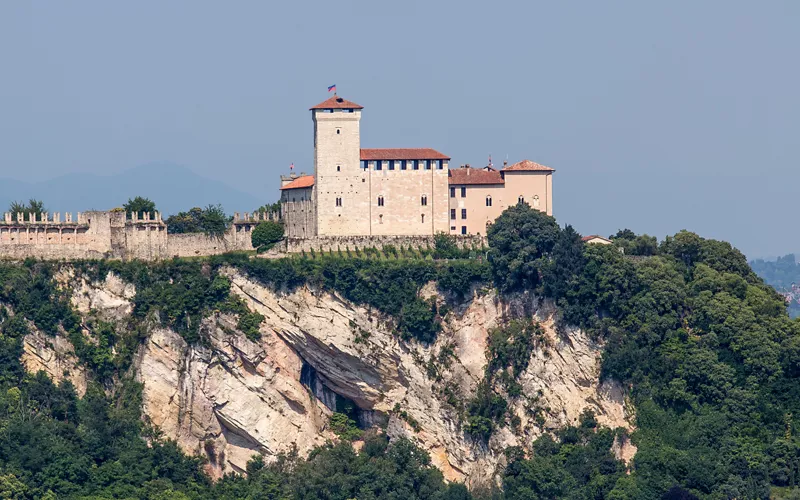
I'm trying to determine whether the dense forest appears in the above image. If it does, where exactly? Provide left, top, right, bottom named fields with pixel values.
left=1, top=204, right=799, bottom=499
left=751, top=254, right=800, bottom=318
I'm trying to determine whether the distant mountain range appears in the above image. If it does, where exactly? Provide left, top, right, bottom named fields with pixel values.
left=0, top=163, right=265, bottom=217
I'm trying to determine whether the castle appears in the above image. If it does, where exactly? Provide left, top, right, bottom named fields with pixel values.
left=280, top=95, right=554, bottom=239
left=0, top=94, right=553, bottom=260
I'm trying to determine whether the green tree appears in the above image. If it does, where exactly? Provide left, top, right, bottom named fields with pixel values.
left=8, top=199, right=46, bottom=221
left=251, top=221, right=285, bottom=251
left=123, top=196, right=157, bottom=219
left=165, top=205, right=230, bottom=238
left=487, top=202, right=560, bottom=292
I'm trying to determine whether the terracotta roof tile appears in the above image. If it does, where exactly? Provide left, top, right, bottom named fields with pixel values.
left=502, top=159, right=555, bottom=172
left=280, top=175, right=315, bottom=190
left=360, top=148, right=450, bottom=160
left=310, top=96, right=364, bottom=110
left=448, top=168, right=504, bottom=185
left=581, top=235, right=612, bottom=243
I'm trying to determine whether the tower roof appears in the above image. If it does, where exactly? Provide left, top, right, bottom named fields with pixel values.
left=310, top=96, right=364, bottom=110
left=502, top=159, right=555, bottom=172
left=279, top=175, right=315, bottom=190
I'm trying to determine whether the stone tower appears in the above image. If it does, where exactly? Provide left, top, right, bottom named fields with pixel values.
left=311, top=95, right=369, bottom=236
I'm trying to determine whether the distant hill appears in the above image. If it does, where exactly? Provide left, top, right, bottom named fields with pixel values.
left=0, top=163, right=265, bottom=217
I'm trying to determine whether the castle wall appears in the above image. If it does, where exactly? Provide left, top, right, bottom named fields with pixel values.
left=366, top=161, right=450, bottom=236
left=281, top=187, right=316, bottom=238
left=0, top=210, right=257, bottom=261
left=285, top=234, right=486, bottom=253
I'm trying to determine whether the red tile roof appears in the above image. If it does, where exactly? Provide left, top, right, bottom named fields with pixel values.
left=581, top=235, right=612, bottom=243
left=502, top=159, right=555, bottom=172
left=280, top=175, right=315, bottom=190
left=448, top=168, right=504, bottom=185
left=310, top=96, right=364, bottom=110
left=360, top=148, right=450, bottom=161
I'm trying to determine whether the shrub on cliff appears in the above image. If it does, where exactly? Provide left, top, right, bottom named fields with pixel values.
left=251, top=220, right=284, bottom=251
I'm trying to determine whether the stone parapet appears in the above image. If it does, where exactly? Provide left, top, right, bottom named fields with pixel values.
left=285, top=234, right=486, bottom=253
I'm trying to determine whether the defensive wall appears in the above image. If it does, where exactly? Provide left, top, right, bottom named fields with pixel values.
left=0, top=210, right=279, bottom=261
left=284, top=234, right=487, bottom=253
left=0, top=209, right=484, bottom=261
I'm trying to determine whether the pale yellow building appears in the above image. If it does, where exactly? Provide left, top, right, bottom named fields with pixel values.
left=280, top=95, right=555, bottom=238
left=447, top=160, right=554, bottom=236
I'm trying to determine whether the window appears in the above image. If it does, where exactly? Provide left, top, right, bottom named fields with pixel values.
left=388, top=161, right=395, bottom=171
left=461, top=209, right=467, bottom=219
left=375, top=161, right=382, bottom=171
left=336, top=129, right=341, bottom=134
left=425, top=160, right=431, bottom=170
left=379, top=214, right=383, bottom=224
left=518, top=195, right=524, bottom=204
left=360, top=161, right=367, bottom=169
left=486, top=195, right=492, bottom=207
left=421, top=195, right=428, bottom=206
left=398, top=160, right=405, bottom=170
left=336, top=165, right=341, bottom=172
left=450, top=187, right=456, bottom=198
left=410, top=160, right=418, bottom=170
left=533, top=195, right=540, bottom=209
left=450, top=209, right=456, bottom=220
left=335, top=197, right=342, bottom=207
left=461, top=226, right=467, bottom=235
left=460, top=187, right=466, bottom=197
left=378, top=195, right=384, bottom=207
left=421, top=214, right=425, bottom=223
left=436, top=160, right=443, bottom=170
left=450, top=226, right=456, bottom=231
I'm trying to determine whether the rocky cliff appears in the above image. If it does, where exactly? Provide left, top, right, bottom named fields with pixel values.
left=22, top=267, right=634, bottom=486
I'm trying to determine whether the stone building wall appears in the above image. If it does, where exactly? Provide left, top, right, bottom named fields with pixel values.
left=281, top=188, right=316, bottom=239
left=313, top=109, right=369, bottom=236
left=366, top=161, right=450, bottom=236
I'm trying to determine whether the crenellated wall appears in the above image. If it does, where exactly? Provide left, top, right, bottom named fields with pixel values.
left=0, top=210, right=279, bottom=261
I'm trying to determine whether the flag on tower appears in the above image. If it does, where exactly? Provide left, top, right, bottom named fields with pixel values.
left=327, top=84, right=336, bottom=93
left=290, top=163, right=294, bottom=170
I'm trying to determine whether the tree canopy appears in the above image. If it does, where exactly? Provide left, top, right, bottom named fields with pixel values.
left=123, top=196, right=157, bottom=219
left=251, top=221, right=284, bottom=251
left=8, top=199, right=46, bottom=221
left=165, top=205, right=229, bottom=238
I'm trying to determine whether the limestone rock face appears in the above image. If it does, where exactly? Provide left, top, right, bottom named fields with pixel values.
left=22, top=325, right=88, bottom=397
left=134, top=316, right=331, bottom=479
left=24, top=267, right=634, bottom=485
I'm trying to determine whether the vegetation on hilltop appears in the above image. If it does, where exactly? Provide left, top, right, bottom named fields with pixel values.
left=122, top=196, right=157, bottom=219
left=0, top=203, right=799, bottom=498
left=7, top=199, right=46, bottom=221
left=165, top=204, right=230, bottom=238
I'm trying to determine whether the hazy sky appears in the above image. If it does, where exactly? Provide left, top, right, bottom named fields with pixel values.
left=2, top=1, right=798, bottom=258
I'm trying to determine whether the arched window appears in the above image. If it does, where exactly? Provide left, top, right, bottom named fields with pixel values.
left=335, top=197, right=342, bottom=207
left=485, top=195, right=492, bottom=207
left=377, top=195, right=384, bottom=207
left=421, top=214, right=425, bottom=223
left=518, top=195, right=524, bottom=204
left=421, top=195, right=428, bottom=206
left=379, top=214, right=383, bottom=224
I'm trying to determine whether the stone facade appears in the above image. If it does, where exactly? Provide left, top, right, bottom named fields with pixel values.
left=0, top=210, right=271, bottom=261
